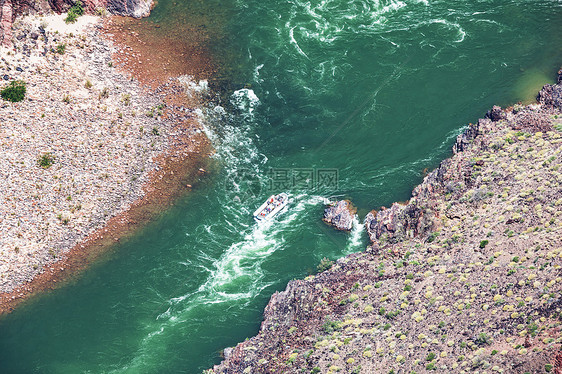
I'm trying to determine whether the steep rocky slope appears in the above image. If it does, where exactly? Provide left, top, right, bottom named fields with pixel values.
left=210, top=70, right=562, bottom=373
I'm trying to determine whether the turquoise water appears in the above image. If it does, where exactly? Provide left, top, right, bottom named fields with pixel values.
left=2, top=1, right=562, bottom=373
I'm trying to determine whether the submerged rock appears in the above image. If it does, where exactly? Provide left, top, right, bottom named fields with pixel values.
left=322, top=200, right=357, bottom=231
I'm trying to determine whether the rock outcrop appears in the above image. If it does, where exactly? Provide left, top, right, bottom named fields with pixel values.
left=322, top=200, right=357, bottom=231
left=210, top=68, right=562, bottom=374
left=364, top=202, right=432, bottom=247
left=1, top=0, right=52, bottom=46
left=0, top=0, right=13, bottom=45
left=538, top=68, right=562, bottom=110
left=47, top=0, right=153, bottom=18
left=0, top=0, right=152, bottom=45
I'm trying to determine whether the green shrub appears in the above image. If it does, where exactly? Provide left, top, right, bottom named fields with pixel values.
left=1, top=80, right=26, bottom=102
left=426, top=232, right=439, bottom=243
left=65, top=1, right=84, bottom=24
left=321, top=318, right=341, bottom=334
left=56, top=43, right=66, bottom=54
left=479, top=240, right=489, bottom=248
left=38, top=153, right=55, bottom=168
left=475, top=332, right=491, bottom=346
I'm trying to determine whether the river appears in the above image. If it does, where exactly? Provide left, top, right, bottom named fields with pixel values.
left=1, top=0, right=562, bottom=372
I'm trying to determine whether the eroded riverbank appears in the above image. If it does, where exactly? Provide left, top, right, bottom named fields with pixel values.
left=0, top=13, right=212, bottom=314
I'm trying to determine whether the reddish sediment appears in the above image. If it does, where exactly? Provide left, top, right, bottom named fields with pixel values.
left=101, top=15, right=218, bottom=89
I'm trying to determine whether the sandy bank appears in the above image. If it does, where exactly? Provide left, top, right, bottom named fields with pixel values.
left=0, top=13, right=212, bottom=314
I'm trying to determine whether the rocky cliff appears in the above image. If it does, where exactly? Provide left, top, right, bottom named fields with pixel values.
left=0, top=0, right=152, bottom=45
left=210, top=69, right=562, bottom=374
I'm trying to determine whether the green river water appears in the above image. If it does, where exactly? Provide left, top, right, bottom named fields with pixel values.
left=1, top=0, right=562, bottom=372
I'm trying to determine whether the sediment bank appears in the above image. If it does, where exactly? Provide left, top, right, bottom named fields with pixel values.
left=0, top=13, right=211, bottom=314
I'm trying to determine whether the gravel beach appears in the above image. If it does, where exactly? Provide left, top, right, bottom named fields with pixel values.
left=0, top=13, right=210, bottom=308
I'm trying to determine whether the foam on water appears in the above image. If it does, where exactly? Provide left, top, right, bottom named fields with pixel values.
left=178, top=75, right=209, bottom=92
left=231, top=88, right=261, bottom=116
left=345, top=215, right=365, bottom=253
left=105, top=76, right=346, bottom=370
left=107, top=192, right=334, bottom=373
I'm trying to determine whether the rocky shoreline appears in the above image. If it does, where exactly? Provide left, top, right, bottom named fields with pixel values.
left=211, top=70, right=562, bottom=373
left=0, top=13, right=211, bottom=313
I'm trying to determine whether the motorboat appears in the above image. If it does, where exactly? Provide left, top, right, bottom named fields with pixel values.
left=253, top=193, right=289, bottom=222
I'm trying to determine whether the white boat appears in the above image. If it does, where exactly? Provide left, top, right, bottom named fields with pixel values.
left=253, top=193, right=289, bottom=222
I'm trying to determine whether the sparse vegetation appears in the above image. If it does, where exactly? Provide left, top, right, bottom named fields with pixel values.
left=38, top=153, right=55, bottom=168
left=64, top=1, right=84, bottom=24
left=1, top=80, right=26, bottom=102
left=121, top=93, right=131, bottom=105
left=475, top=332, right=491, bottom=346
left=99, top=87, right=109, bottom=99
left=321, top=318, right=341, bottom=334
left=56, top=43, right=66, bottom=54
left=95, top=7, right=107, bottom=16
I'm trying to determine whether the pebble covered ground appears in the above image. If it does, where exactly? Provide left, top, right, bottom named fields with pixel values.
left=0, top=13, right=206, bottom=294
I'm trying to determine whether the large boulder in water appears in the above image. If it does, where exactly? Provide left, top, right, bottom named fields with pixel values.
left=322, top=200, right=357, bottom=231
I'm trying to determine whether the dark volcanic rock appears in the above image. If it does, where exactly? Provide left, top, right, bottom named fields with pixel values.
left=537, top=69, right=562, bottom=109
left=452, top=120, right=482, bottom=154
left=364, top=202, right=433, bottom=246
left=105, top=0, right=152, bottom=18
left=322, top=200, right=357, bottom=231
left=486, top=105, right=506, bottom=122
